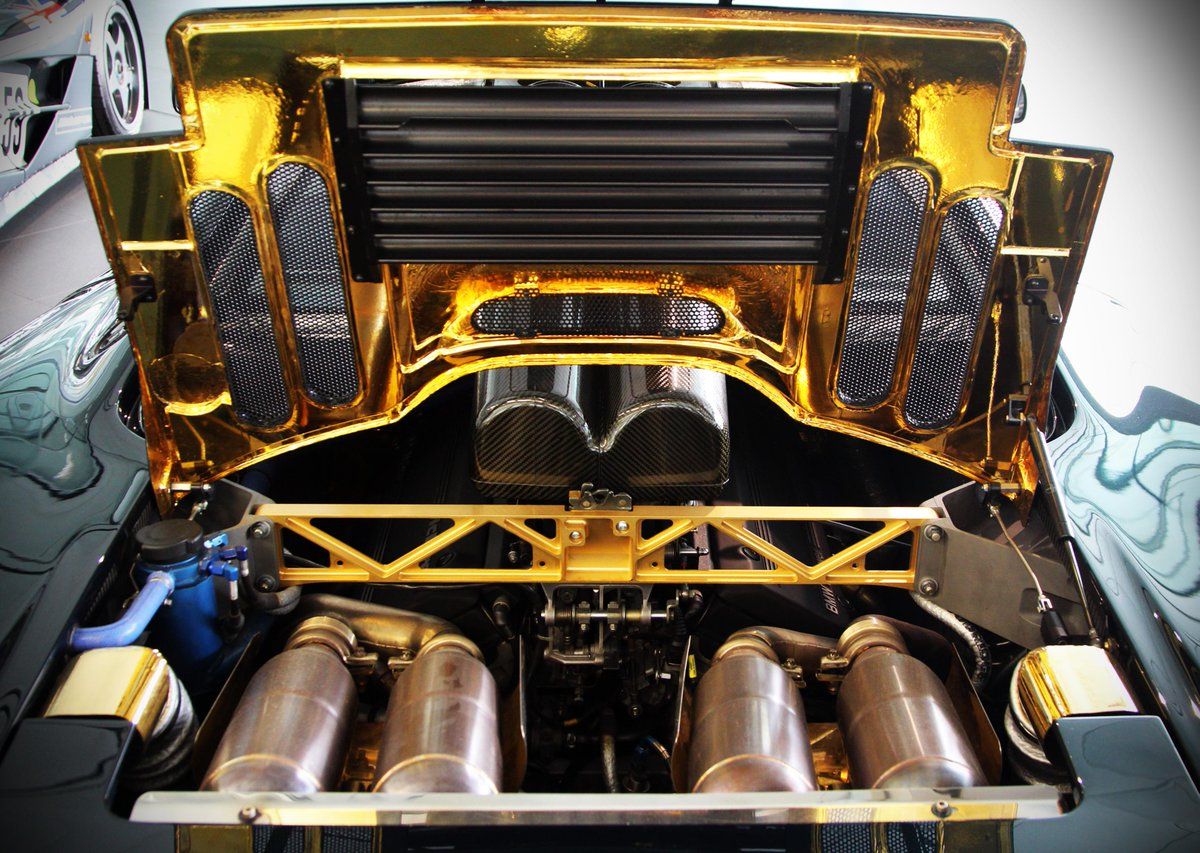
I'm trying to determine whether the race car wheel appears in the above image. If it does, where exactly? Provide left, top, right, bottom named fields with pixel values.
left=93, top=1, right=144, bottom=136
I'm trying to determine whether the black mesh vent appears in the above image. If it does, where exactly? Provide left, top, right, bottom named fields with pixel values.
left=837, top=168, right=930, bottom=406
left=266, top=162, right=360, bottom=407
left=189, top=190, right=291, bottom=427
left=473, top=293, right=723, bottom=338
left=904, top=196, right=1005, bottom=429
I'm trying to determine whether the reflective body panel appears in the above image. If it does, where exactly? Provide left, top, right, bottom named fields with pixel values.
left=76, top=5, right=1110, bottom=508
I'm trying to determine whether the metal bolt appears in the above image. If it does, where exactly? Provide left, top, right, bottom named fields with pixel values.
left=398, top=648, right=415, bottom=661
left=924, top=525, right=944, bottom=543
left=569, top=530, right=583, bottom=543
left=615, top=520, right=630, bottom=533
left=249, top=522, right=271, bottom=539
left=918, top=577, right=940, bottom=596
left=238, top=807, right=261, bottom=824
left=254, top=575, right=277, bottom=592
left=932, top=800, right=953, bottom=819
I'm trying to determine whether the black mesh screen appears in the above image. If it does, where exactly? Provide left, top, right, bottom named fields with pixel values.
left=189, top=190, right=291, bottom=427
left=472, top=293, right=722, bottom=338
left=266, top=162, right=360, bottom=407
left=836, top=168, right=929, bottom=406
left=904, top=196, right=1005, bottom=429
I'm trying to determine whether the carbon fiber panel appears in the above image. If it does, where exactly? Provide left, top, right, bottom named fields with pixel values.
left=904, top=197, right=1005, bottom=429
left=601, top=366, right=730, bottom=500
left=188, top=190, right=292, bottom=427
left=266, top=162, right=360, bottom=407
left=473, top=366, right=597, bottom=498
left=837, top=168, right=929, bottom=407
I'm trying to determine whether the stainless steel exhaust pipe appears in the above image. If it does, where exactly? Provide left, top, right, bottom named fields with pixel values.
left=201, top=616, right=357, bottom=793
left=836, top=617, right=986, bottom=789
left=374, top=634, right=503, bottom=794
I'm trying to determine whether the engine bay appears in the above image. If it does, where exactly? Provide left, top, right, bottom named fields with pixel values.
left=44, top=366, right=1137, bottom=823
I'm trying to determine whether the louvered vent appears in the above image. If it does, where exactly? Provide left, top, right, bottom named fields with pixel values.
left=189, top=190, right=291, bottom=427
left=326, top=82, right=871, bottom=274
left=904, top=196, right=1005, bottom=429
left=836, top=168, right=930, bottom=406
left=265, top=162, right=360, bottom=407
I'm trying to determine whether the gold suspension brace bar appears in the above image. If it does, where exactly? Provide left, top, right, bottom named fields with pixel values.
left=257, top=504, right=938, bottom=587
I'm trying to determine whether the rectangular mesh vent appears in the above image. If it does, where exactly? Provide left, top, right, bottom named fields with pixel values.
left=903, top=196, right=1005, bottom=429
left=472, top=293, right=723, bottom=338
left=326, top=82, right=871, bottom=272
left=189, top=190, right=291, bottom=427
left=836, top=168, right=930, bottom=406
left=266, top=162, right=360, bottom=407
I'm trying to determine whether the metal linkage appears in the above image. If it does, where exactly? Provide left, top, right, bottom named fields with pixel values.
left=255, top=503, right=935, bottom=587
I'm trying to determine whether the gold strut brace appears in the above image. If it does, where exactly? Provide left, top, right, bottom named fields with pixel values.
left=257, top=504, right=936, bottom=587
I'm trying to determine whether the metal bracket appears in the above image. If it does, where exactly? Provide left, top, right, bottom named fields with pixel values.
left=1005, top=393, right=1029, bottom=425
left=117, top=273, right=157, bottom=321
left=1022, top=275, right=1063, bottom=324
left=568, top=483, right=633, bottom=512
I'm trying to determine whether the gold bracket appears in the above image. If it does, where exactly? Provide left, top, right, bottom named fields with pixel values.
left=257, top=503, right=937, bottom=587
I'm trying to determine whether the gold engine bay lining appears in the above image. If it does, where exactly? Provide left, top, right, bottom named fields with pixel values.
left=77, top=5, right=1110, bottom=507
left=257, top=502, right=935, bottom=587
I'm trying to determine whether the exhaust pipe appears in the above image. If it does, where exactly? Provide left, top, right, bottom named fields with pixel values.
left=374, top=634, right=503, bottom=794
left=687, top=629, right=823, bottom=793
left=836, top=617, right=986, bottom=789
left=202, top=616, right=358, bottom=793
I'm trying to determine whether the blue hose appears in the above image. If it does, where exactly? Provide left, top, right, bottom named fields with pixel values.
left=69, top=571, right=176, bottom=652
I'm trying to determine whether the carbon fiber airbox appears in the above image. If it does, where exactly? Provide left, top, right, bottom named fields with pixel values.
left=473, top=366, right=729, bottom=501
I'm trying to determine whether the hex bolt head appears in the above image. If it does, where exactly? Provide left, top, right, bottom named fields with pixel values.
left=923, top=525, right=945, bottom=543
left=238, top=807, right=261, bottom=824
left=568, top=530, right=583, bottom=543
left=254, top=575, right=277, bottom=592
left=918, top=577, right=940, bottom=596
left=932, top=800, right=953, bottom=819
left=615, top=520, right=630, bottom=533
left=249, top=522, right=271, bottom=539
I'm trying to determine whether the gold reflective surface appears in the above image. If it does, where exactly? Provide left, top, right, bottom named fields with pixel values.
left=77, top=5, right=1109, bottom=507
left=1016, top=645, right=1139, bottom=739
left=43, top=646, right=170, bottom=742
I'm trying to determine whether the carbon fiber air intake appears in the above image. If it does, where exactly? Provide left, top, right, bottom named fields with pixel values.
left=473, top=366, right=597, bottom=499
left=601, top=365, right=729, bottom=500
left=473, top=365, right=729, bottom=501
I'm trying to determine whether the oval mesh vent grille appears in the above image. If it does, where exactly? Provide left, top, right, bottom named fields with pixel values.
left=266, top=162, right=360, bottom=407
left=473, top=292, right=723, bottom=338
left=903, top=196, right=1005, bottom=429
left=836, top=167, right=930, bottom=406
left=189, top=190, right=291, bottom=427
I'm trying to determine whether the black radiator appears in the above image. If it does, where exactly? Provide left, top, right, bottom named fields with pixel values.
left=325, top=81, right=871, bottom=276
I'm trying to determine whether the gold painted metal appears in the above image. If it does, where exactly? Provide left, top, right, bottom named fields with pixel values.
left=77, top=5, right=1110, bottom=508
left=1015, top=646, right=1139, bottom=739
left=259, top=503, right=934, bottom=587
left=44, top=646, right=170, bottom=742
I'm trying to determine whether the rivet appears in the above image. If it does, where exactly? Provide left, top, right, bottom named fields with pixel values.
left=615, top=520, right=630, bottom=533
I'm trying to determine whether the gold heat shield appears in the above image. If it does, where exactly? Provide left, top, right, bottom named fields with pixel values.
left=78, top=5, right=1109, bottom=505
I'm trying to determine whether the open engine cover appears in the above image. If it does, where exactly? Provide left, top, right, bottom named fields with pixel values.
left=78, top=5, right=1110, bottom=508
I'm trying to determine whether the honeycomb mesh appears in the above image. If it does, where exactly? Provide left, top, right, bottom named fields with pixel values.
left=904, top=196, right=1005, bottom=429
left=472, top=292, right=723, bottom=337
left=837, top=168, right=930, bottom=406
left=189, top=190, right=291, bottom=427
left=266, top=162, right=360, bottom=407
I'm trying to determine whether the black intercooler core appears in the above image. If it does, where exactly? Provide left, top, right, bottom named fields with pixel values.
left=325, top=81, right=871, bottom=276
left=473, top=365, right=729, bottom=501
